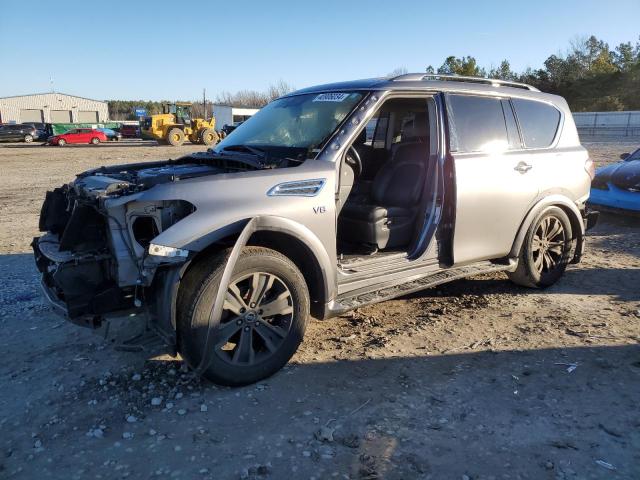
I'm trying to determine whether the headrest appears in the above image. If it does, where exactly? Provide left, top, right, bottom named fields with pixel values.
left=402, top=113, right=428, bottom=140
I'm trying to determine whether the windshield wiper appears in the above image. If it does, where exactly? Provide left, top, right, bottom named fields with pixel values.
left=221, top=144, right=266, bottom=157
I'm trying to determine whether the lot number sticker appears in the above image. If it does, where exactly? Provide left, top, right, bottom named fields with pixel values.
left=313, top=93, right=350, bottom=102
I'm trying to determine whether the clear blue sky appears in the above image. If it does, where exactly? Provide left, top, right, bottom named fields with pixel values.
left=1, top=0, right=638, bottom=100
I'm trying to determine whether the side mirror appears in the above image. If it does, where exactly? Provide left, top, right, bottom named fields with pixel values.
left=620, top=152, right=630, bottom=160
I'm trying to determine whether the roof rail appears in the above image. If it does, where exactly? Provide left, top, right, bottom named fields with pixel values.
left=390, top=73, right=540, bottom=92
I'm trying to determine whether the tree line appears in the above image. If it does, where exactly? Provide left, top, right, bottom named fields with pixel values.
left=107, top=35, right=639, bottom=119
left=420, top=35, right=640, bottom=111
left=106, top=80, right=294, bottom=120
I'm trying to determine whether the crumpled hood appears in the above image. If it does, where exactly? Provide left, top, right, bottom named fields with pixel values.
left=594, top=160, right=640, bottom=190
left=610, top=160, right=640, bottom=190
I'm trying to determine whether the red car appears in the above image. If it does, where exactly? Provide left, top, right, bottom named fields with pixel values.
left=47, top=128, right=108, bottom=146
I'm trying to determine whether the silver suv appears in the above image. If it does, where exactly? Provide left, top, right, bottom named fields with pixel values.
left=33, top=74, right=599, bottom=385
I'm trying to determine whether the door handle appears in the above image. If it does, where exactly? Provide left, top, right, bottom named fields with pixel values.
left=514, top=162, right=533, bottom=174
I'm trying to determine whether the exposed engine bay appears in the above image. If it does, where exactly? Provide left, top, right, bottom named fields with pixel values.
left=33, top=150, right=274, bottom=323
left=32, top=147, right=308, bottom=324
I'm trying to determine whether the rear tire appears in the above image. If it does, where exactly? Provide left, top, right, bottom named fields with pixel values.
left=166, top=128, right=185, bottom=146
left=200, top=128, right=219, bottom=146
left=508, top=206, right=573, bottom=288
left=24, top=134, right=33, bottom=143
left=177, top=247, right=310, bottom=386
left=90, top=137, right=100, bottom=145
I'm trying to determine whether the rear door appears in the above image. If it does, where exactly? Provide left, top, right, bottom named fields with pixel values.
left=73, top=129, right=90, bottom=143
left=7, top=125, right=24, bottom=141
left=447, top=94, right=539, bottom=264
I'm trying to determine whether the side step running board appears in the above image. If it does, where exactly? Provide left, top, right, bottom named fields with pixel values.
left=329, top=260, right=515, bottom=314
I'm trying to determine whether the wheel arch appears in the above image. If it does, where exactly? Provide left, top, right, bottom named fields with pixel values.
left=509, top=195, right=585, bottom=262
left=247, top=230, right=327, bottom=319
left=158, top=216, right=333, bottom=346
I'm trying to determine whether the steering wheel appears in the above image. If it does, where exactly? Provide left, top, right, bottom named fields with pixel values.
left=345, top=145, right=363, bottom=178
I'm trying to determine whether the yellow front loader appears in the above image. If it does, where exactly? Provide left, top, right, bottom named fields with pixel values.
left=142, top=102, right=219, bottom=146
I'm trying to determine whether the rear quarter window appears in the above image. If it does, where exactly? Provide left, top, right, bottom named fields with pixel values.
left=512, top=98, right=561, bottom=148
left=446, top=95, right=509, bottom=153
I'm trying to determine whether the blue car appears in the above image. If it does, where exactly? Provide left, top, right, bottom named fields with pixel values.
left=589, top=147, right=640, bottom=214
left=96, top=128, right=122, bottom=141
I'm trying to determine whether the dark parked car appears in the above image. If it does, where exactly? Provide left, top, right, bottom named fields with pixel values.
left=119, top=124, right=140, bottom=138
left=22, top=122, right=52, bottom=141
left=0, top=124, right=38, bottom=143
left=221, top=123, right=241, bottom=136
left=590, top=147, right=640, bottom=214
left=97, top=128, right=122, bottom=141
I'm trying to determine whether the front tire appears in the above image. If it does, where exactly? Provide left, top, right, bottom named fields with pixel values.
left=166, top=128, right=185, bottom=146
left=178, top=247, right=310, bottom=386
left=200, top=128, right=219, bottom=146
left=508, top=206, right=573, bottom=288
left=57, top=138, right=66, bottom=146
left=90, top=137, right=100, bottom=145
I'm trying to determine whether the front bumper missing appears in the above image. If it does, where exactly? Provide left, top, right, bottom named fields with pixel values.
left=39, top=277, right=102, bottom=328
left=32, top=234, right=136, bottom=326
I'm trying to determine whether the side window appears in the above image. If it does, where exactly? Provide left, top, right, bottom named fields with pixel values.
left=512, top=98, right=561, bottom=148
left=447, top=95, right=509, bottom=153
left=365, top=112, right=389, bottom=149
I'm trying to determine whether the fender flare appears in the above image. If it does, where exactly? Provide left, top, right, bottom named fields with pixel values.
left=192, top=215, right=334, bottom=375
left=509, top=195, right=585, bottom=262
left=155, top=216, right=334, bottom=371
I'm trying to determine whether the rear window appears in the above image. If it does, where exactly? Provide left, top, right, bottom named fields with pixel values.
left=447, top=95, right=509, bottom=153
left=512, top=99, right=561, bottom=148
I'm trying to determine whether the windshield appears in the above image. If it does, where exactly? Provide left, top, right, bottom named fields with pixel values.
left=628, top=148, right=640, bottom=161
left=214, top=92, right=364, bottom=154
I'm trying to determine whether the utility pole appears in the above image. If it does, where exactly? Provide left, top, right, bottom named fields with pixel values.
left=203, top=88, right=207, bottom=120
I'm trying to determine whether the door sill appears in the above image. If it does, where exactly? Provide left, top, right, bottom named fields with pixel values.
left=328, top=259, right=516, bottom=316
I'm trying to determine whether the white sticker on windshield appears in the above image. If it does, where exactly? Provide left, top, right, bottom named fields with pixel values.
left=313, top=93, right=350, bottom=102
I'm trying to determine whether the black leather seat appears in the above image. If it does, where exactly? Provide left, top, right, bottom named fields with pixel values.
left=339, top=117, right=429, bottom=250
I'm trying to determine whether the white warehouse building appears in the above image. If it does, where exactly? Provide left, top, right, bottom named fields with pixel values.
left=212, top=105, right=259, bottom=129
left=0, top=92, right=109, bottom=124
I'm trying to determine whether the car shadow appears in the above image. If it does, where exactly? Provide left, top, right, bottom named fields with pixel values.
left=3, top=250, right=640, bottom=478
left=588, top=211, right=640, bottom=234
left=92, top=342, right=640, bottom=478
left=401, top=266, right=640, bottom=302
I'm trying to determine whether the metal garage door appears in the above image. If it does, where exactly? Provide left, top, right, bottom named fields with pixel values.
left=20, top=109, right=44, bottom=123
left=50, top=110, right=72, bottom=123
left=78, top=110, right=98, bottom=123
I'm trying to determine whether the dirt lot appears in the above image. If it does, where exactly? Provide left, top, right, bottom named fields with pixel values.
left=0, top=140, right=639, bottom=479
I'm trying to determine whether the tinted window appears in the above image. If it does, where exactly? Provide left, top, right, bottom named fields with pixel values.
left=447, top=95, right=509, bottom=153
left=512, top=99, right=560, bottom=148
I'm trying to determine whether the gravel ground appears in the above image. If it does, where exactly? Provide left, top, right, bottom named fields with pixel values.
left=0, top=140, right=639, bottom=479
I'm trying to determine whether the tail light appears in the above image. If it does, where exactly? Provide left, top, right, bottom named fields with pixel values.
left=584, top=158, right=595, bottom=180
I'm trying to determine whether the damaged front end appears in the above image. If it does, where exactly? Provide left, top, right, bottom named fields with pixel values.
left=33, top=161, right=201, bottom=329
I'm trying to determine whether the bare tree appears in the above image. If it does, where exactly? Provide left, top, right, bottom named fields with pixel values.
left=213, top=80, right=295, bottom=108
left=386, top=67, right=408, bottom=78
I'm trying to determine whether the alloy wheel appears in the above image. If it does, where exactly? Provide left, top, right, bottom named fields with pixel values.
left=215, top=272, right=294, bottom=366
left=531, top=216, right=566, bottom=274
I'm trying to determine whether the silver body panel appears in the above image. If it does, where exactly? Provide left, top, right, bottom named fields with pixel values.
left=34, top=75, right=592, bottom=331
